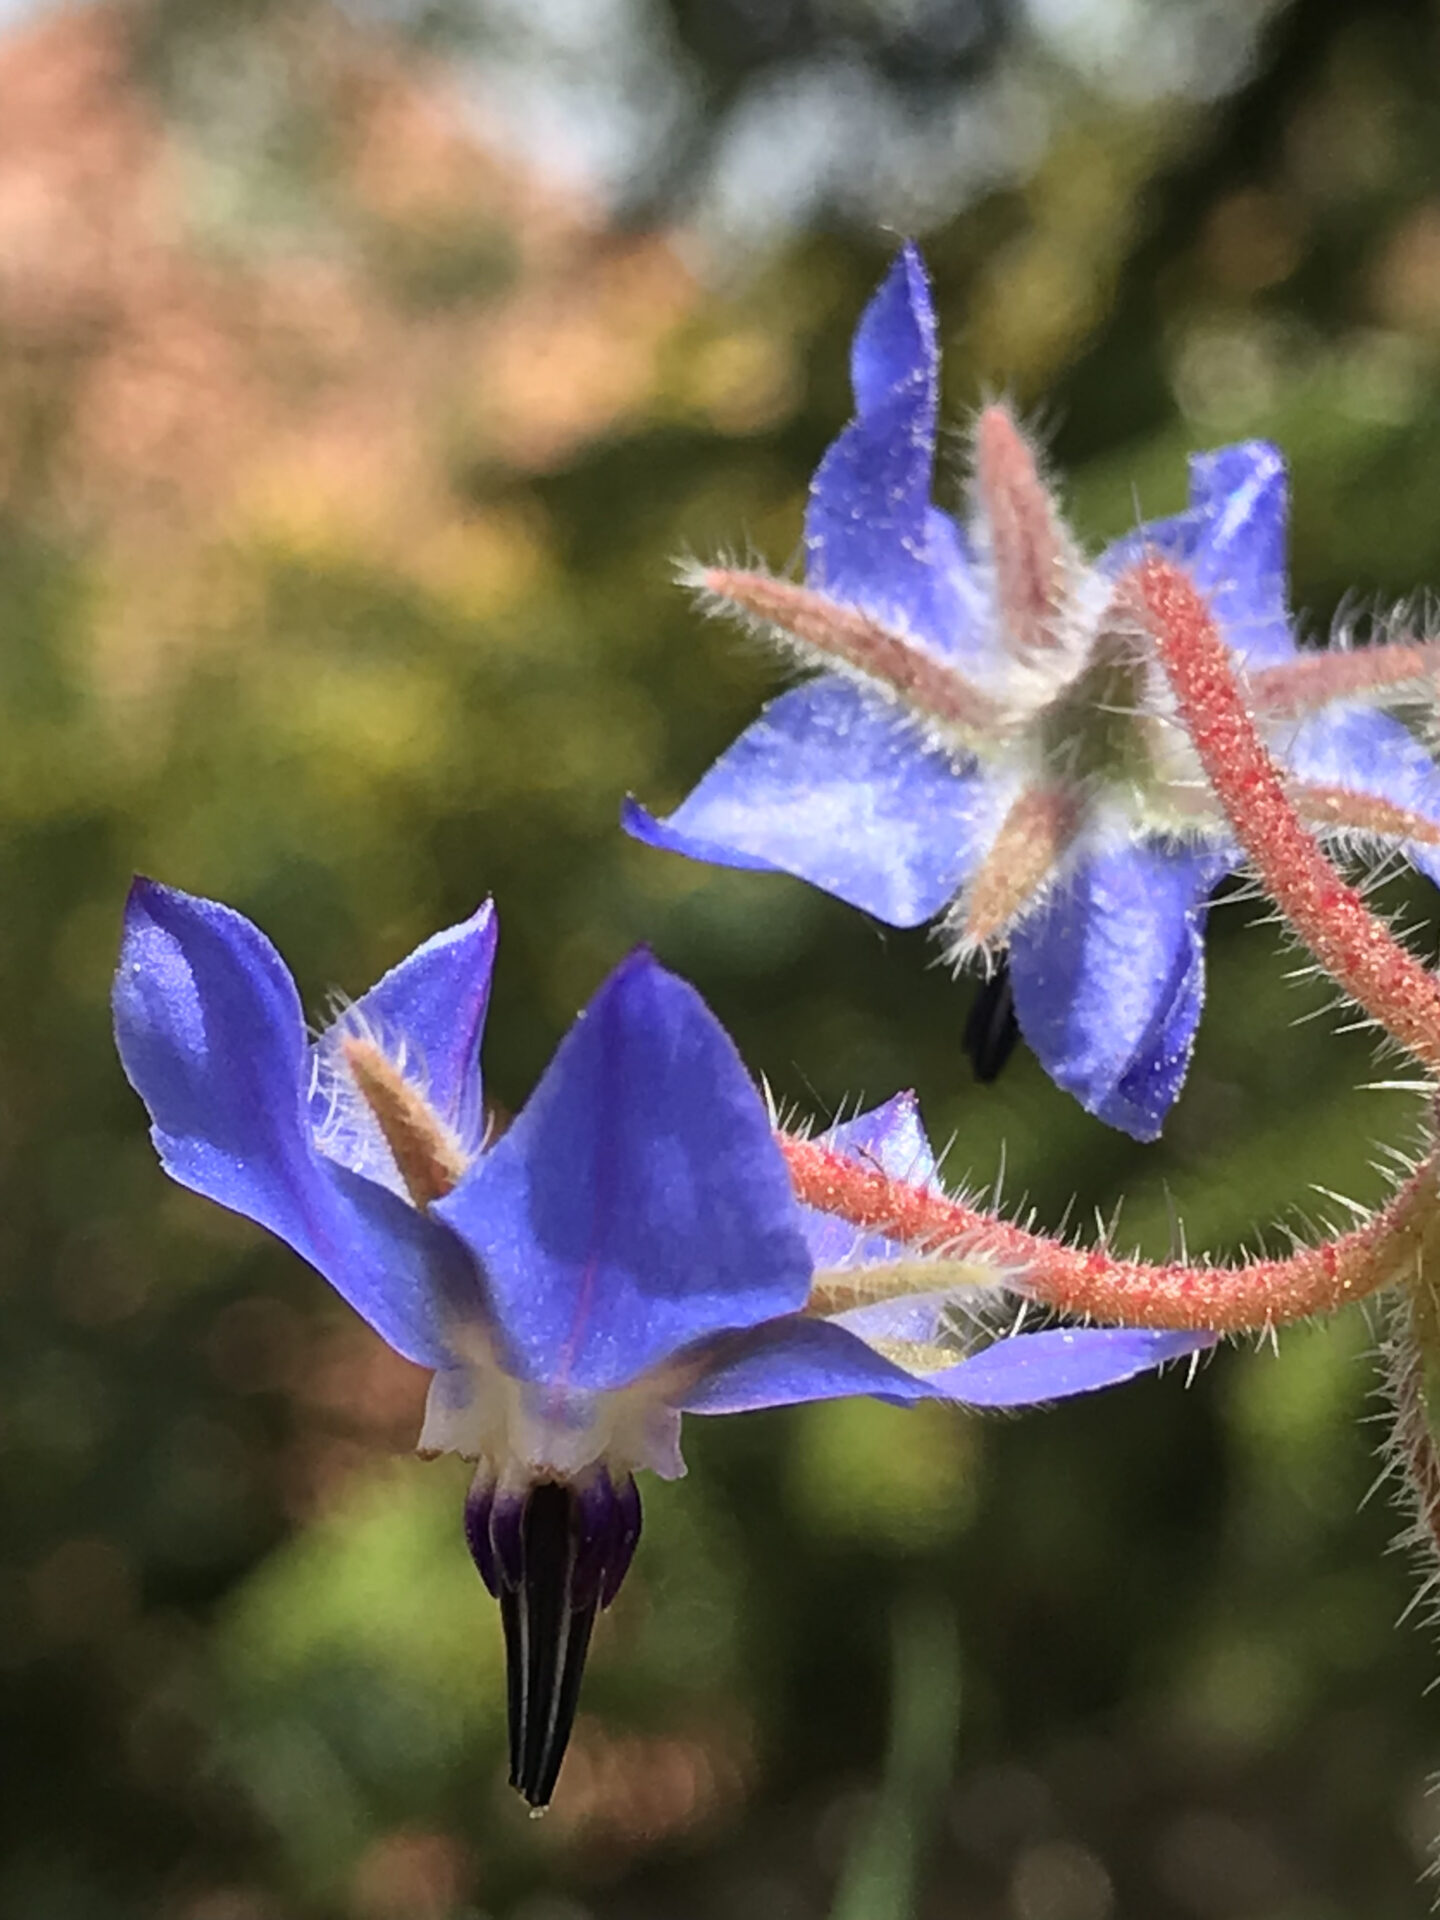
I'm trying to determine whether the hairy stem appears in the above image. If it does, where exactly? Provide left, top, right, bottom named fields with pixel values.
left=784, top=1131, right=1440, bottom=1333
left=1383, top=1283, right=1440, bottom=1581
left=1126, top=558, right=1440, bottom=1074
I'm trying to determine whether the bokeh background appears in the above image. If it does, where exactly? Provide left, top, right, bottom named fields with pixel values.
left=7, top=1, right=1440, bottom=1914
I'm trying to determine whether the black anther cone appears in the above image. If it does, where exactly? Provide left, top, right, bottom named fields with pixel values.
left=964, top=956, right=1020, bottom=1083
left=466, top=1472, right=643, bottom=1808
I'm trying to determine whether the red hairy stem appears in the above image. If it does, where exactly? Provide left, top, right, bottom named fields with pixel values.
left=783, top=1132, right=1440, bottom=1333
left=1384, top=1286, right=1440, bottom=1574
left=1126, top=558, right=1440, bottom=1074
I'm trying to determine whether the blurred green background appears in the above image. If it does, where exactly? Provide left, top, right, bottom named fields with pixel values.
left=7, top=0, right=1440, bottom=1913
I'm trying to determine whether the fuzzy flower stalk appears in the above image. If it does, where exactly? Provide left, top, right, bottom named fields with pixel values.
left=1128, top=551, right=1440, bottom=1578
left=112, top=883, right=1204, bottom=1806
left=770, top=536, right=1440, bottom=1567
left=626, top=243, right=1440, bottom=1138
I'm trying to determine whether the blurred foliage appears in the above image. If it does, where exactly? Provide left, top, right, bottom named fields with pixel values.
left=828, top=1599, right=962, bottom=1920
left=7, top=0, right=1440, bottom=1915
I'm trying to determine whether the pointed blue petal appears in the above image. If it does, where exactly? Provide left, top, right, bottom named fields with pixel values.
left=1008, top=843, right=1230, bottom=1140
left=114, top=880, right=474, bottom=1367
left=678, top=1315, right=933, bottom=1413
left=679, top=1310, right=1212, bottom=1414
left=803, top=1090, right=941, bottom=1268
left=1278, top=705, right=1440, bottom=888
left=1186, top=441, right=1293, bottom=665
left=933, top=1326, right=1214, bottom=1407
left=1105, top=441, right=1294, bottom=667
left=806, top=1098, right=990, bottom=1337
left=805, top=244, right=987, bottom=664
left=437, top=952, right=814, bottom=1393
left=821, top=1089, right=938, bottom=1181
left=621, top=795, right=782, bottom=876
left=622, top=678, right=998, bottom=927
left=849, top=243, right=937, bottom=420
left=316, top=900, right=498, bottom=1146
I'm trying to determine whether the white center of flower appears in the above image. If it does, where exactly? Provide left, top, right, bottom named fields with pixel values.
left=417, top=1347, right=687, bottom=1488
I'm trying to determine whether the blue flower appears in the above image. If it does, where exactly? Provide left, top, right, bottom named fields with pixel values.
left=625, top=245, right=1440, bottom=1139
left=114, top=880, right=1208, bottom=1802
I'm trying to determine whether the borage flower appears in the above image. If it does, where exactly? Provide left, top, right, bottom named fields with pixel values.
left=113, top=881, right=1208, bottom=1805
left=625, top=244, right=1440, bottom=1138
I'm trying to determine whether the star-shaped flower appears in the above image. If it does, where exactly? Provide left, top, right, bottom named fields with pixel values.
left=625, top=245, right=1440, bottom=1138
left=114, top=880, right=1209, bottom=1804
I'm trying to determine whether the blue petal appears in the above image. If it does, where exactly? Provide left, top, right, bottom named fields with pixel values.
left=933, top=1326, right=1214, bottom=1407
left=622, top=678, right=998, bottom=926
left=678, top=1315, right=934, bottom=1413
left=803, top=1090, right=941, bottom=1268
left=821, top=1089, right=938, bottom=1181
left=437, top=951, right=814, bottom=1393
left=832, top=1291, right=956, bottom=1345
left=805, top=244, right=987, bottom=664
left=113, top=880, right=477, bottom=1368
left=1278, top=705, right=1440, bottom=888
left=621, top=795, right=780, bottom=877
left=317, top=900, right=498, bottom=1146
left=681, top=1314, right=1212, bottom=1414
left=1106, top=441, right=1294, bottom=667
left=1008, top=843, right=1230, bottom=1139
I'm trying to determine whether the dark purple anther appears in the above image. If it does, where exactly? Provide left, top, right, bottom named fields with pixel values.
left=487, top=1489, right=526, bottom=1593
left=461, top=1467, right=645, bottom=1808
left=570, top=1471, right=616, bottom=1613
left=964, top=955, right=1020, bottom=1084
left=601, top=1472, right=642, bottom=1607
left=462, top=1474, right=497, bottom=1596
